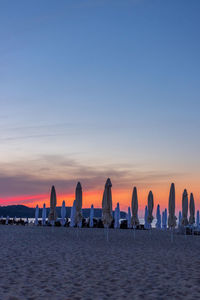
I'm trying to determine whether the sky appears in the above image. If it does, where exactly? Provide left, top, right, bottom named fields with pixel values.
left=0, top=0, right=200, bottom=214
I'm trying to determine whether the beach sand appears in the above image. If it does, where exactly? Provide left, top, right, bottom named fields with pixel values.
left=0, top=226, right=199, bottom=300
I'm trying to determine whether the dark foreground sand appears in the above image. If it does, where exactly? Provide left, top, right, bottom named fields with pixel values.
left=0, top=225, right=200, bottom=300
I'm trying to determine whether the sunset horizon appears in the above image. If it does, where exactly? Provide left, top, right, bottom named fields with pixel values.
left=1, top=179, right=199, bottom=215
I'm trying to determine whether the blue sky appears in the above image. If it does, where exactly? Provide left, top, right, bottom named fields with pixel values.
left=0, top=0, right=200, bottom=208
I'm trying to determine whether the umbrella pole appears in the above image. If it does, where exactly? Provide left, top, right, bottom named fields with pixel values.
left=104, top=227, right=106, bottom=241
left=76, top=226, right=79, bottom=238
left=170, top=228, right=174, bottom=243
left=103, top=225, right=109, bottom=242
left=149, top=223, right=151, bottom=236
left=51, top=221, right=54, bottom=233
left=133, top=226, right=136, bottom=240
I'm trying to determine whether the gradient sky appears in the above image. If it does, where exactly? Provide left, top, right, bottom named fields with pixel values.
left=0, top=0, right=200, bottom=214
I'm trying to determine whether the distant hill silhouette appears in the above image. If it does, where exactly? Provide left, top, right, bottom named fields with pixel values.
left=0, top=205, right=127, bottom=219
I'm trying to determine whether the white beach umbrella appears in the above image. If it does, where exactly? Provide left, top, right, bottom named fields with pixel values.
left=156, top=204, right=161, bottom=229
left=42, top=203, right=46, bottom=226
left=178, top=211, right=182, bottom=228
left=102, top=178, right=113, bottom=228
left=168, top=183, right=176, bottom=229
left=144, top=206, right=148, bottom=229
left=6, top=216, right=9, bottom=225
left=131, top=187, right=139, bottom=227
left=165, top=209, right=167, bottom=228
left=61, top=200, right=66, bottom=226
left=117, top=203, right=120, bottom=228
left=75, top=182, right=82, bottom=227
left=181, top=189, right=188, bottom=226
left=117, top=203, right=120, bottom=226
left=89, top=204, right=94, bottom=228
left=196, top=210, right=200, bottom=228
left=127, top=207, right=131, bottom=229
left=114, top=203, right=120, bottom=229
left=147, top=191, right=154, bottom=228
left=35, top=205, right=39, bottom=225
left=114, top=207, right=118, bottom=228
left=70, top=200, right=76, bottom=227
left=48, top=186, right=57, bottom=222
left=189, top=193, right=195, bottom=225
left=161, top=211, right=165, bottom=229
left=162, top=210, right=167, bottom=230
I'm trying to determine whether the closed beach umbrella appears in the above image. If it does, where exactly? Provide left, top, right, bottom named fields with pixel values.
left=131, top=187, right=139, bottom=227
left=178, top=211, right=182, bottom=228
left=42, top=203, right=46, bottom=226
left=70, top=200, right=76, bottom=227
left=162, top=211, right=165, bottom=229
left=117, top=203, right=120, bottom=228
left=102, top=178, right=113, bottom=228
left=165, top=208, right=167, bottom=226
left=89, top=204, right=94, bottom=228
left=117, top=203, right=120, bottom=226
left=114, top=207, right=118, bottom=228
left=35, top=205, right=39, bottom=225
left=48, top=186, right=57, bottom=222
left=147, top=191, right=154, bottom=227
left=144, top=206, right=148, bottom=229
left=75, top=182, right=82, bottom=227
left=6, top=216, right=9, bottom=225
left=196, top=210, right=200, bottom=228
left=189, top=193, right=195, bottom=225
left=114, top=203, right=120, bottom=229
left=168, top=183, right=177, bottom=228
left=156, top=204, right=161, bottom=229
left=61, top=200, right=66, bottom=226
left=162, top=209, right=167, bottom=230
left=127, top=207, right=131, bottom=229
left=181, top=189, right=188, bottom=226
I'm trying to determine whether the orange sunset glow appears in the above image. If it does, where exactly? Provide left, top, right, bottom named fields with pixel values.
left=1, top=180, right=200, bottom=215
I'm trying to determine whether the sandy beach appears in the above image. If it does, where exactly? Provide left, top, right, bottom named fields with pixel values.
left=0, top=226, right=199, bottom=300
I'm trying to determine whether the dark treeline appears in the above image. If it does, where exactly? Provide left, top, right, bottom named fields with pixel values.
left=0, top=205, right=127, bottom=219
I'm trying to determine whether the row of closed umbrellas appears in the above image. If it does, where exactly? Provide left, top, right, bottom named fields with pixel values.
left=34, top=179, right=196, bottom=228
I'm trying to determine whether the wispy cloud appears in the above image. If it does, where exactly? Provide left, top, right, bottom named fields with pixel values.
left=0, top=154, right=182, bottom=202
left=0, top=134, right=62, bottom=142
